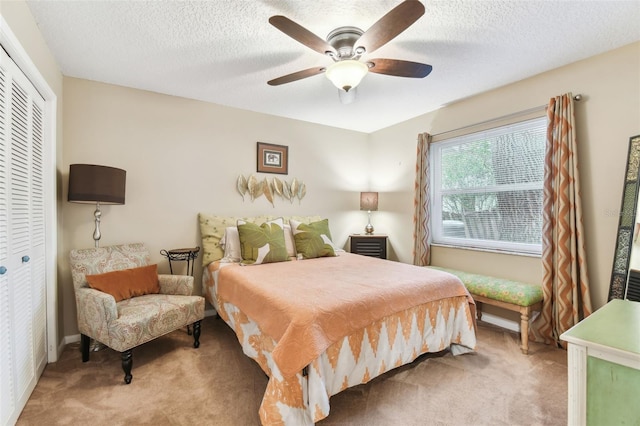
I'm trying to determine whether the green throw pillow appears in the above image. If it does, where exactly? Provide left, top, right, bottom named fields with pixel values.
left=237, top=218, right=289, bottom=265
left=290, top=218, right=336, bottom=259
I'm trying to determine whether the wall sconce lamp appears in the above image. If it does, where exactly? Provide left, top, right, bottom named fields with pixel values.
left=360, top=192, right=378, bottom=235
left=68, top=164, right=126, bottom=247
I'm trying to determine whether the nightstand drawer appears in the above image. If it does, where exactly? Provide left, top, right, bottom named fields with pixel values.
left=349, top=235, right=387, bottom=259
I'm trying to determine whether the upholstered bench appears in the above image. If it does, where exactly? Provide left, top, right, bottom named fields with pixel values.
left=430, top=267, right=543, bottom=354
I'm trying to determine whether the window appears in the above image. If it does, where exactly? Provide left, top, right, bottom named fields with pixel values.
left=430, top=117, right=546, bottom=255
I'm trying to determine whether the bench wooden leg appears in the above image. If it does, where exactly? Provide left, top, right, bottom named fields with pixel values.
left=469, top=293, right=541, bottom=355
left=519, top=306, right=530, bottom=355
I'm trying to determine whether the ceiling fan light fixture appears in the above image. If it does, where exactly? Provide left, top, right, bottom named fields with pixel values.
left=325, top=60, right=368, bottom=92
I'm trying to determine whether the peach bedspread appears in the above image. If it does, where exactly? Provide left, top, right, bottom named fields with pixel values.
left=216, top=253, right=474, bottom=378
left=205, top=253, right=477, bottom=424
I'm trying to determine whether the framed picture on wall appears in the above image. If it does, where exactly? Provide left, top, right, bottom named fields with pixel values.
left=257, top=142, right=288, bottom=174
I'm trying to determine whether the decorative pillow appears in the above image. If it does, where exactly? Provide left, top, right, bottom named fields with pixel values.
left=237, top=217, right=289, bottom=265
left=220, top=226, right=242, bottom=262
left=283, top=224, right=296, bottom=257
left=290, top=218, right=336, bottom=259
left=199, top=214, right=271, bottom=266
left=220, top=224, right=295, bottom=262
left=198, top=214, right=321, bottom=265
left=85, top=264, right=160, bottom=302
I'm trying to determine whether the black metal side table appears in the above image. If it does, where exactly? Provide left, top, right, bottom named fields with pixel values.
left=160, top=246, right=200, bottom=334
left=160, top=246, right=200, bottom=276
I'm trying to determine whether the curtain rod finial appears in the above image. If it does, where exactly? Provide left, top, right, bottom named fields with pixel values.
left=573, top=94, right=582, bottom=101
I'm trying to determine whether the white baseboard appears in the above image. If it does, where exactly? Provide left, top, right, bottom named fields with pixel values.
left=478, top=311, right=519, bottom=333
left=65, top=334, right=81, bottom=345
left=57, top=339, right=67, bottom=358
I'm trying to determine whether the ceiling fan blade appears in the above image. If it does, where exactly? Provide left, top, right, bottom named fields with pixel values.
left=355, top=0, right=425, bottom=54
left=267, top=66, right=326, bottom=86
left=269, top=15, right=337, bottom=56
left=367, top=58, right=432, bottom=78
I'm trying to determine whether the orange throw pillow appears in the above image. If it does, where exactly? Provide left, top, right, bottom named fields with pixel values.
left=86, top=264, right=160, bottom=302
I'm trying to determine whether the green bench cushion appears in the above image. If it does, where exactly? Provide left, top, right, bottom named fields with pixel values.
left=430, top=267, right=543, bottom=307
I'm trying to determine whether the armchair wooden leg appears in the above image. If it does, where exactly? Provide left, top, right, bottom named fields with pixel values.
left=81, top=334, right=90, bottom=362
left=121, top=350, right=133, bottom=384
left=193, top=321, right=201, bottom=349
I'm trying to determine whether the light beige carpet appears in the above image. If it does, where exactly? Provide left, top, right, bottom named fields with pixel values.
left=17, top=316, right=567, bottom=426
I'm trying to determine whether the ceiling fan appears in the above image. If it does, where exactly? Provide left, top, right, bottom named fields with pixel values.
left=267, top=0, right=432, bottom=100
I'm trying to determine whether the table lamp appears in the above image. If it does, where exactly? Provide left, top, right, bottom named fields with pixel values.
left=360, top=192, right=378, bottom=234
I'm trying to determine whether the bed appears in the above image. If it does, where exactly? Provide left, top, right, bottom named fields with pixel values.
left=199, top=214, right=477, bottom=425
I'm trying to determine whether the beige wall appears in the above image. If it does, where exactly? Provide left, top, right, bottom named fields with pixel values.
left=369, top=42, right=640, bottom=312
left=61, top=78, right=370, bottom=335
left=1, top=2, right=65, bottom=343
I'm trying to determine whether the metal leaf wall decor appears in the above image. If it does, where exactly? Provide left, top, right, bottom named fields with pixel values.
left=236, top=175, right=247, bottom=201
left=236, top=174, right=306, bottom=205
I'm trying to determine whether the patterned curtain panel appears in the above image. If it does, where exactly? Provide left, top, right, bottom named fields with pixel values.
left=413, top=133, right=432, bottom=266
left=531, top=93, right=593, bottom=346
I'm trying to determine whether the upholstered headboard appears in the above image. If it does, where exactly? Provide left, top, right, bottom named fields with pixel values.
left=198, top=213, right=321, bottom=266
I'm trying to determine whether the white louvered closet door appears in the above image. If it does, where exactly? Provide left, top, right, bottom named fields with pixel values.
left=0, top=46, right=47, bottom=426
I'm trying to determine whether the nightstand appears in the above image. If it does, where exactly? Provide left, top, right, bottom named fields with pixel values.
left=349, top=234, right=387, bottom=259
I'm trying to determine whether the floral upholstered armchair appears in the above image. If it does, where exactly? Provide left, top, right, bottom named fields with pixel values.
left=69, top=243, right=205, bottom=384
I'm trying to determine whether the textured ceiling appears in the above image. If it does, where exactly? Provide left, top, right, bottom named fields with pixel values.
left=26, top=0, right=640, bottom=133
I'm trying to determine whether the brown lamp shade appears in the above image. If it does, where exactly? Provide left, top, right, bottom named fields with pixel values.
left=360, top=192, right=378, bottom=211
left=68, top=164, right=126, bottom=204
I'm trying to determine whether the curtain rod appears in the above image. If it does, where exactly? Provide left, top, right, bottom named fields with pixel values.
left=432, top=94, right=583, bottom=138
